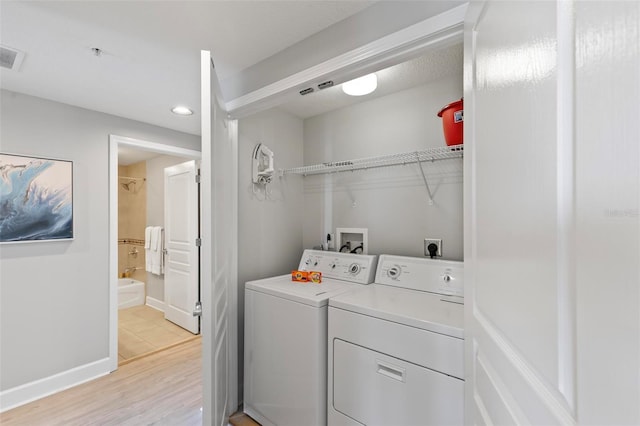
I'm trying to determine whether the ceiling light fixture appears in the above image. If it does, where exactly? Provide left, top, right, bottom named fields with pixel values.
left=342, top=73, right=377, bottom=96
left=171, top=105, right=193, bottom=116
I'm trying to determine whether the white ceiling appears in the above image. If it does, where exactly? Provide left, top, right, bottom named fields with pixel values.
left=0, top=1, right=373, bottom=135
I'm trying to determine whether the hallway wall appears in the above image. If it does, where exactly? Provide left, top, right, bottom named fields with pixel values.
left=0, top=90, right=199, bottom=408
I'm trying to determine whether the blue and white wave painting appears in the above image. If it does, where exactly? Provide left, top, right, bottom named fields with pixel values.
left=0, top=154, right=73, bottom=242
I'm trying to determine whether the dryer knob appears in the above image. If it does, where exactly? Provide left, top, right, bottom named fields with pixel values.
left=388, top=266, right=401, bottom=279
left=349, top=263, right=361, bottom=275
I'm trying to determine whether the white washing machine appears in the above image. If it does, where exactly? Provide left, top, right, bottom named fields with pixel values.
left=328, top=255, right=464, bottom=426
left=244, top=249, right=378, bottom=426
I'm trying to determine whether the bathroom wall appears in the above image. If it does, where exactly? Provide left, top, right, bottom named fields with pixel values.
left=145, top=154, right=191, bottom=304
left=0, top=90, right=199, bottom=402
left=302, top=73, right=464, bottom=259
left=118, top=162, right=147, bottom=282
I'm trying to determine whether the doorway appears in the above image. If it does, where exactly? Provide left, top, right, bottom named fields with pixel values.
left=109, top=135, right=201, bottom=369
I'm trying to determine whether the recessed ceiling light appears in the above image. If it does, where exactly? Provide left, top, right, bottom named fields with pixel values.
left=171, top=105, right=193, bottom=116
left=342, top=73, right=377, bottom=96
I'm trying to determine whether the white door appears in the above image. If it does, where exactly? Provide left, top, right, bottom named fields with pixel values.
left=201, top=50, right=238, bottom=426
left=163, top=160, right=200, bottom=334
left=465, top=1, right=639, bottom=425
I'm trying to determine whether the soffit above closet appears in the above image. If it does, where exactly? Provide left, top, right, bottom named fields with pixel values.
left=277, top=42, right=463, bottom=119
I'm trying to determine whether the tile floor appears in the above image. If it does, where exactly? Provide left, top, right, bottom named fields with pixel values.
left=118, top=304, right=197, bottom=363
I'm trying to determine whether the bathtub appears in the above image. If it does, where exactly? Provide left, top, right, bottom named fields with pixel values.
left=118, top=278, right=145, bottom=310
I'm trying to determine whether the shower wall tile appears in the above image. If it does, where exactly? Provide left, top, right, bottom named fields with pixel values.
left=119, top=162, right=147, bottom=277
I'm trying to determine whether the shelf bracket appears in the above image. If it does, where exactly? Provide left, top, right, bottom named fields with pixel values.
left=415, top=151, right=435, bottom=205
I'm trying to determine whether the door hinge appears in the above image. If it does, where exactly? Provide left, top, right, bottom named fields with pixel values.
left=193, top=301, right=202, bottom=317
left=195, top=238, right=201, bottom=247
left=195, top=174, right=201, bottom=183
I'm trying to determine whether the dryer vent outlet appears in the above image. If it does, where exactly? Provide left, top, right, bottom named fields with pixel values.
left=424, top=239, right=442, bottom=258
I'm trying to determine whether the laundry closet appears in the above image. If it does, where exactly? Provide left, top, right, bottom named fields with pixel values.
left=238, top=40, right=464, bottom=277
left=235, top=34, right=464, bottom=424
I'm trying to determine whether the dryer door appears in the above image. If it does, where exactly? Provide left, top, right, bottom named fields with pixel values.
left=332, top=339, right=463, bottom=426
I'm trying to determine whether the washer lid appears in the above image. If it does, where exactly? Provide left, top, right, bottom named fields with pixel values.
left=246, top=274, right=359, bottom=307
left=329, top=284, right=464, bottom=338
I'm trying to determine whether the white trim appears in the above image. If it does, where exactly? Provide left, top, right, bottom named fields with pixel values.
left=463, top=2, right=484, bottom=423
left=227, top=118, right=239, bottom=414
left=110, top=135, right=201, bottom=159
left=556, top=0, right=577, bottom=412
left=108, top=135, right=200, bottom=374
left=109, top=138, right=119, bottom=373
left=226, top=4, right=467, bottom=117
left=200, top=50, right=213, bottom=426
left=0, top=357, right=111, bottom=412
left=146, top=296, right=165, bottom=312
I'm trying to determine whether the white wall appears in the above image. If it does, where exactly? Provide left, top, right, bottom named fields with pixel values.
left=237, top=107, right=304, bottom=399
left=0, top=91, right=199, bottom=399
left=302, top=75, right=463, bottom=259
left=145, top=154, right=191, bottom=303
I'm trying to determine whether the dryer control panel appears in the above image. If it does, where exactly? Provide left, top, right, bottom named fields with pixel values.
left=376, top=255, right=463, bottom=297
left=299, top=249, right=377, bottom=284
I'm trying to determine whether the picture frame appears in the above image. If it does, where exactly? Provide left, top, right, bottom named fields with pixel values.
left=0, top=153, right=74, bottom=243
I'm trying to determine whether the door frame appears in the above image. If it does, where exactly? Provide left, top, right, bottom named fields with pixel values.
left=108, top=134, right=201, bottom=372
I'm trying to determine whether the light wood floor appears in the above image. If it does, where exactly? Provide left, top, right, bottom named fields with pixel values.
left=229, top=411, right=261, bottom=426
left=119, top=305, right=197, bottom=363
left=1, top=338, right=203, bottom=426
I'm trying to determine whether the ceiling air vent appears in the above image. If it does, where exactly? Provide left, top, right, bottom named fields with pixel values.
left=317, top=81, right=334, bottom=90
left=299, top=87, right=314, bottom=96
left=0, top=45, right=25, bottom=71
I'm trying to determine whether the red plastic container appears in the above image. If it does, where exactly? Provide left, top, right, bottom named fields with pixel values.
left=437, top=98, right=463, bottom=146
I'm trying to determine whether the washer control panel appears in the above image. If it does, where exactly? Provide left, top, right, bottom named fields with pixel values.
left=376, top=255, right=463, bottom=297
left=299, top=250, right=377, bottom=284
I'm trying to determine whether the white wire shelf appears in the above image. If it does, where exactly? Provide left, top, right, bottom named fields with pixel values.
left=279, top=145, right=463, bottom=176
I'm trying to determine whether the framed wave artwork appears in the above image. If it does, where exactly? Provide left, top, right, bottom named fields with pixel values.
left=0, top=153, right=74, bottom=243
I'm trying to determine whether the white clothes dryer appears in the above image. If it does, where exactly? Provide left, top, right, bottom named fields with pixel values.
left=244, top=249, right=378, bottom=426
left=328, top=255, right=464, bottom=426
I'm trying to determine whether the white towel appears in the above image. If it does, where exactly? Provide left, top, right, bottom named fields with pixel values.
left=144, top=226, right=152, bottom=249
left=144, top=226, right=153, bottom=272
left=150, top=226, right=164, bottom=275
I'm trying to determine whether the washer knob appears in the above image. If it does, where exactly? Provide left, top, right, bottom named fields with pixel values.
left=349, top=263, right=361, bottom=275
left=443, top=274, right=451, bottom=282
left=387, top=266, right=401, bottom=279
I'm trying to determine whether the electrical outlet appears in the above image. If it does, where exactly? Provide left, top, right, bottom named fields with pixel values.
left=424, top=239, right=442, bottom=257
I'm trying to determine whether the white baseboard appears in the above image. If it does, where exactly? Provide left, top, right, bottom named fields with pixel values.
left=0, top=357, right=112, bottom=413
left=146, top=296, right=165, bottom=312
